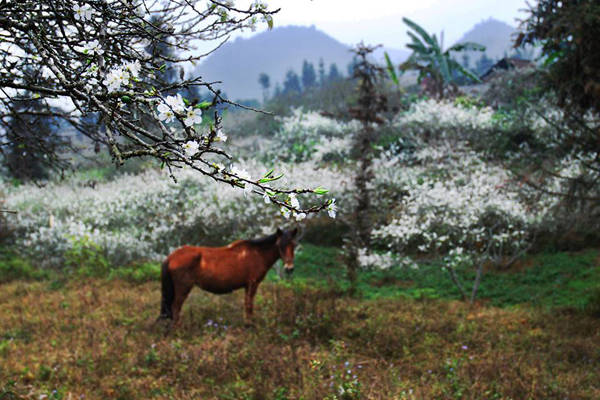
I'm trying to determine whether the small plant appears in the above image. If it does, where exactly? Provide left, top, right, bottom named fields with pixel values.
left=64, top=235, right=110, bottom=278
left=0, top=380, right=18, bottom=399
left=584, top=286, right=600, bottom=317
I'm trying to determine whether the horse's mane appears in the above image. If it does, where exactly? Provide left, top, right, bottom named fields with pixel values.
left=246, top=233, right=278, bottom=247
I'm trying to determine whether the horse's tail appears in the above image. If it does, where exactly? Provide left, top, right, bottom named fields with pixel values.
left=158, top=259, right=175, bottom=320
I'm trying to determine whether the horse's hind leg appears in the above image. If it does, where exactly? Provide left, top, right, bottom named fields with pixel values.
left=172, top=282, right=193, bottom=328
left=244, top=282, right=259, bottom=326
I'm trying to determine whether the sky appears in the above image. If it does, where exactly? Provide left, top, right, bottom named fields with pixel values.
left=194, top=0, right=533, bottom=54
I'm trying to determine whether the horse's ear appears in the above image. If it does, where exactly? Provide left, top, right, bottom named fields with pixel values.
left=276, top=228, right=283, bottom=236
left=291, top=228, right=298, bottom=238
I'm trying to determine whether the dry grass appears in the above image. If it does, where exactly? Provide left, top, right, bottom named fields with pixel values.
left=1, top=279, right=599, bottom=399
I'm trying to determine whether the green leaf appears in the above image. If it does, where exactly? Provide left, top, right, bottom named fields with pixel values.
left=182, top=97, right=190, bottom=106
left=313, top=187, right=330, bottom=195
left=195, top=101, right=212, bottom=109
left=267, top=16, right=274, bottom=30
left=258, top=173, right=284, bottom=184
left=121, top=95, right=131, bottom=103
left=448, top=59, right=482, bottom=83
left=403, top=17, right=435, bottom=47
left=543, top=50, right=563, bottom=67
left=160, top=160, right=165, bottom=170
left=159, top=64, right=167, bottom=73
left=263, top=167, right=275, bottom=179
left=384, top=52, right=399, bottom=86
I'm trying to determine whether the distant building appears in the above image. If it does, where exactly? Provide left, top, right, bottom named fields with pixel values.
left=480, top=58, right=534, bottom=82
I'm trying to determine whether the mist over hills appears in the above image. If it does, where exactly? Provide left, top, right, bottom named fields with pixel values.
left=453, top=18, right=525, bottom=66
left=193, top=18, right=529, bottom=101
left=194, top=26, right=356, bottom=101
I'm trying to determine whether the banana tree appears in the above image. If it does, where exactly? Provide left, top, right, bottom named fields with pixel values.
left=400, top=17, right=485, bottom=98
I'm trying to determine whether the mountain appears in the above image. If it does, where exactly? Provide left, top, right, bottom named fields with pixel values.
left=193, top=25, right=356, bottom=101
left=452, top=18, right=523, bottom=68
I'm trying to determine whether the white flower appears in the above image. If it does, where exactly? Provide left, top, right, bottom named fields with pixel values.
left=253, top=0, right=268, bottom=10
left=288, top=193, right=300, bottom=209
left=230, top=165, right=251, bottom=181
left=184, top=107, right=203, bottom=127
left=327, top=199, right=337, bottom=219
left=295, top=212, right=306, bottom=221
left=215, top=128, right=227, bottom=142
left=213, top=163, right=225, bottom=171
left=263, top=192, right=271, bottom=204
left=165, top=94, right=185, bottom=113
left=124, top=60, right=141, bottom=78
left=243, top=184, right=253, bottom=198
left=102, top=68, right=129, bottom=93
left=182, top=141, right=199, bottom=157
left=73, top=4, right=94, bottom=21
left=135, top=4, right=145, bottom=18
left=85, top=40, right=104, bottom=56
left=157, top=104, right=175, bottom=123
left=281, top=207, right=291, bottom=219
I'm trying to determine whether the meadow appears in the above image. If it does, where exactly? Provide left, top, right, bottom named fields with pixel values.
left=1, top=246, right=599, bottom=399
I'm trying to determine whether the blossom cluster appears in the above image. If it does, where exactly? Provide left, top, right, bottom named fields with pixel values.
left=393, top=99, right=496, bottom=137
left=372, top=144, right=545, bottom=259
left=268, top=108, right=359, bottom=163
left=3, top=160, right=347, bottom=268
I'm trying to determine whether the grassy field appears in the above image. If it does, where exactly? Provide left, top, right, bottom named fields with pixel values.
left=1, top=248, right=600, bottom=399
left=285, top=246, right=600, bottom=310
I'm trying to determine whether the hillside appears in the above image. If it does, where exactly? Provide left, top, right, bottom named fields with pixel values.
left=193, top=25, right=356, bottom=101
left=452, top=18, right=523, bottom=68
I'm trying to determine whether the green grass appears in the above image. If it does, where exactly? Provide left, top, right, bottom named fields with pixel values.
left=269, top=245, right=600, bottom=311
left=3, top=244, right=600, bottom=311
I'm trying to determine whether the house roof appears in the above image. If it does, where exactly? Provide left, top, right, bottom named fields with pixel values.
left=481, top=57, right=534, bottom=81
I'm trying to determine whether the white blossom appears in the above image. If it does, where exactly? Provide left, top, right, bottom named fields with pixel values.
left=102, top=68, right=129, bottom=92
left=85, top=40, right=104, bottom=56
left=124, top=60, right=141, bottom=78
left=215, top=128, right=228, bottom=142
left=288, top=193, right=300, bottom=209
left=73, top=4, right=94, bottom=21
left=157, top=103, right=175, bottom=123
left=230, top=165, right=251, bottom=181
left=327, top=199, right=338, bottom=219
left=184, top=107, right=203, bottom=127
left=182, top=141, right=199, bottom=157
left=165, top=94, right=185, bottom=113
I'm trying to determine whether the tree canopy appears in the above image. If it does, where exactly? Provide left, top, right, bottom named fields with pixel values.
left=516, top=0, right=600, bottom=115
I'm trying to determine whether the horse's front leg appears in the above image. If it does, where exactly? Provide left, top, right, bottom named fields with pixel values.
left=244, top=281, right=259, bottom=326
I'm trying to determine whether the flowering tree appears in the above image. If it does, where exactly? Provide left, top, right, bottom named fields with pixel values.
left=0, top=0, right=335, bottom=217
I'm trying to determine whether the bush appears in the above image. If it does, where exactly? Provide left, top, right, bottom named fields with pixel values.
left=0, top=252, right=50, bottom=282
left=108, top=262, right=161, bottom=284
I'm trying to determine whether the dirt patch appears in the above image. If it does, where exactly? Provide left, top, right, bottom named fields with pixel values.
left=485, top=258, right=535, bottom=274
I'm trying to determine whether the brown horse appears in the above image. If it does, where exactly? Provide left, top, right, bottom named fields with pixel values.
left=158, top=228, right=298, bottom=326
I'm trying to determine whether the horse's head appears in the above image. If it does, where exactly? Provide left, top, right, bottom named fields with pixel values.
left=276, top=228, right=298, bottom=273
